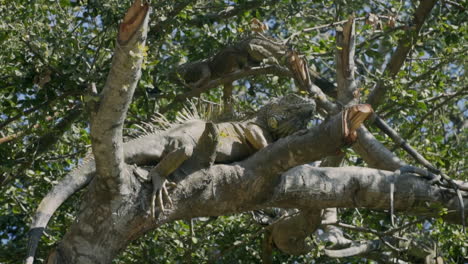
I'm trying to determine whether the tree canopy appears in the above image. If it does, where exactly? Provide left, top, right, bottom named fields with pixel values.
left=0, top=0, right=466, bottom=263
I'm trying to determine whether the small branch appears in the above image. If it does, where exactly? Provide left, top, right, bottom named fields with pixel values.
left=353, top=126, right=406, bottom=171
left=29, top=105, right=83, bottom=157
left=404, top=88, right=467, bottom=139
left=286, top=51, right=340, bottom=113
left=286, top=15, right=397, bottom=43
left=423, top=91, right=468, bottom=103
left=324, top=240, right=380, bottom=258
left=188, top=1, right=267, bottom=27
left=0, top=133, right=21, bottom=144
left=160, top=64, right=291, bottom=113
left=444, top=0, right=466, bottom=11
left=150, top=0, right=195, bottom=38
left=367, top=0, right=438, bottom=108
left=324, top=219, right=423, bottom=237
left=371, top=112, right=468, bottom=205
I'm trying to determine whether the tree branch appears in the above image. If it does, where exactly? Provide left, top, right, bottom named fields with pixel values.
left=150, top=0, right=195, bottom=39
left=404, top=88, right=467, bottom=139
left=367, top=0, right=437, bottom=108
left=188, top=1, right=267, bottom=27
left=90, top=0, right=149, bottom=187
left=271, top=166, right=467, bottom=225
left=353, top=126, right=406, bottom=171
left=335, top=16, right=358, bottom=106
left=160, top=64, right=292, bottom=113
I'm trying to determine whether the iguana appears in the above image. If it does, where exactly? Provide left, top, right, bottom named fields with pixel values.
left=170, top=35, right=336, bottom=97
left=170, top=35, right=286, bottom=89
left=27, top=94, right=316, bottom=261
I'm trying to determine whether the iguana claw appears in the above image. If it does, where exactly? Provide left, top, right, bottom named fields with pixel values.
left=151, top=172, right=176, bottom=218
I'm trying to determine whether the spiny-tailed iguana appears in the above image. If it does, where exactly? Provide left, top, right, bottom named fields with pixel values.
left=27, top=94, right=316, bottom=260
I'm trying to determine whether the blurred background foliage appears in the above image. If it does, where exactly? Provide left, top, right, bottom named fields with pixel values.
left=0, top=0, right=466, bottom=263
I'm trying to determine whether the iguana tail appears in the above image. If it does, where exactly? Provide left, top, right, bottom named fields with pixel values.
left=25, top=160, right=96, bottom=264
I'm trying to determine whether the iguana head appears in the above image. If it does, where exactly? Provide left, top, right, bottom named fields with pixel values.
left=258, top=94, right=316, bottom=139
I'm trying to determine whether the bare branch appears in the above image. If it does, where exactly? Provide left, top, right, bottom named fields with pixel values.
left=270, top=166, right=467, bottom=225
left=90, top=0, right=150, bottom=187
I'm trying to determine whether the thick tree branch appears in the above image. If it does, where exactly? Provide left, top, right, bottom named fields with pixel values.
left=34, top=2, right=152, bottom=263
left=90, top=0, right=149, bottom=188
left=271, top=166, right=467, bottom=225
left=353, top=126, right=405, bottom=171
left=367, top=0, right=437, bottom=108
left=163, top=35, right=338, bottom=113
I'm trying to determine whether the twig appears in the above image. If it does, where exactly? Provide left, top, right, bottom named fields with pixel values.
left=324, top=220, right=418, bottom=240
left=367, top=0, right=438, bottom=108
left=444, top=0, right=466, bottom=11
left=404, top=88, right=467, bottom=139
left=371, top=113, right=467, bottom=231
left=187, top=0, right=267, bottom=27
left=286, top=15, right=397, bottom=44
left=150, top=0, right=196, bottom=38
left=423, top=91, right=468, bottom=103
left=407, top=57, right=442, bottom=61
left=0, top=133, right=21, bottom=144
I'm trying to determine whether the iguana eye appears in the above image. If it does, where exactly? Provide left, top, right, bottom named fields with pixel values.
left=268, top=117, right=278, bottom=129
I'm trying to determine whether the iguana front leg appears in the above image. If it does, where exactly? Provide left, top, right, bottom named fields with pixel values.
left=149, top=145, right=193, bottom=217
left=245, top=123, right=272, bottom=150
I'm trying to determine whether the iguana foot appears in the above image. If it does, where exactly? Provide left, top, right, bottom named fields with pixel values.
left=151, top=172, right=177, bottom=218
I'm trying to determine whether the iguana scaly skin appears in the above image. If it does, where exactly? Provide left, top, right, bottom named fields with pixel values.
left=171, top=35, right=336, bottom=97
left=171, top=35, right=286, bottom=89
left=27, top=94, right=315, bottom=259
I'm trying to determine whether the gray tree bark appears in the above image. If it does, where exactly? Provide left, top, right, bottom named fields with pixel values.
left=32, top=1, right=467, bottom=263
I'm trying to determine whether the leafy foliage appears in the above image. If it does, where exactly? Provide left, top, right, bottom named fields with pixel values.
left=0, top=0, right=466, bottom=263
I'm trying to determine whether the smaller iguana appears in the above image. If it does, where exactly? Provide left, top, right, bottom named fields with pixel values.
left=27, top=94, right=316, bottom=262
left=170, top=34, right=336, bottom=97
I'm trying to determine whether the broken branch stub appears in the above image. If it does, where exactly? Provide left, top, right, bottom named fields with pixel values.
left=118, top=0, right=150, bottom=45
left=343, top=104, right=373, bottom=144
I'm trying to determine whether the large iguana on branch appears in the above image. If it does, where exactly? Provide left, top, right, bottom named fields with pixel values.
left=27, top=94, right=316, bottom=260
